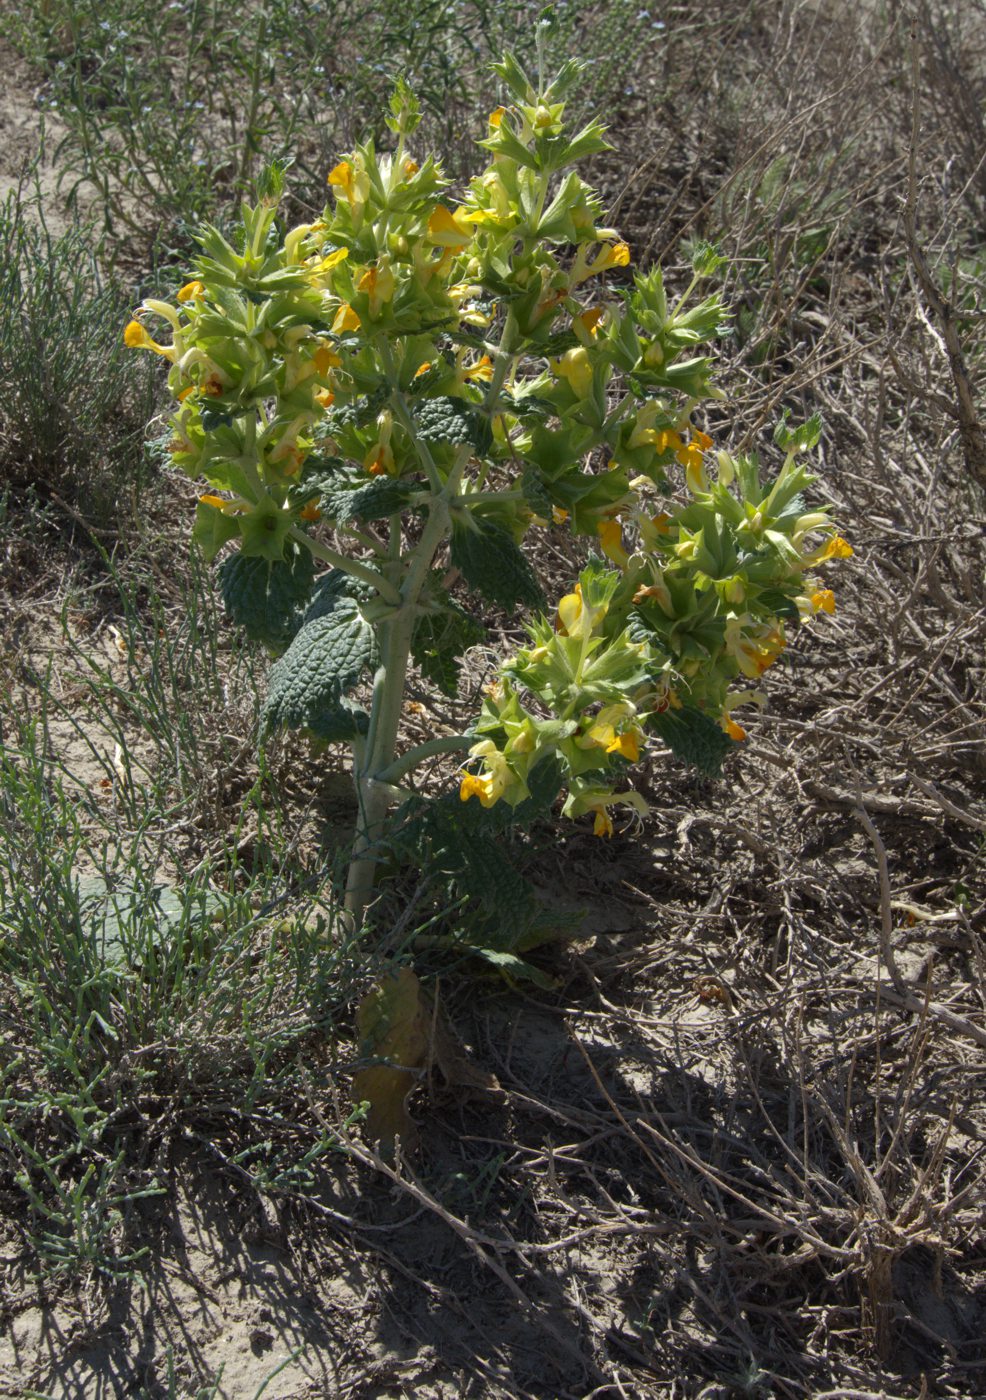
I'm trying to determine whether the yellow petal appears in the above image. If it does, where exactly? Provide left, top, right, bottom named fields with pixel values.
left=597, top=519, right=629, bottom=570
left=328, top=160, right=353, bottom=191
left=427, top=205, right=472, bottom=248
left=123, top=320, right=151, bottom=348
left=309, top=247, right=349, bottom=277
left=606, top=731, right=641, bottom=762
left=313, top=345, right=341, bottom=376
left=556, top=587, right=584, bottom=637
left=463, top=354, right=493, bottom=381
left=176, top=280, right=204, bottom=303
left=592, top=807, right=614, bottom=839
left=332, top=303, right=361, bottom=334
left=123, top=319, right=173, bottom=359
left=822, top=535, right=854, bottom=560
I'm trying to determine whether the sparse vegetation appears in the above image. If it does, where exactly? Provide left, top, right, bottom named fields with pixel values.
left=0, top=2, right=983, bottom=1398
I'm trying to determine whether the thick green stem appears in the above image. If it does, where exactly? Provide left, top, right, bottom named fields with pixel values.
left=374, top=734, right=473, bottom=786
left=343, top=497, right=452, bottom=922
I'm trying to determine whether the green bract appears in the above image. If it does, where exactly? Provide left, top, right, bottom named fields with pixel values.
left=126, top=52, right=851, bottom=919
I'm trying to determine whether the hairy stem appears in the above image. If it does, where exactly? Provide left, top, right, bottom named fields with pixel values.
left=343, top=497, right=452, bottom=921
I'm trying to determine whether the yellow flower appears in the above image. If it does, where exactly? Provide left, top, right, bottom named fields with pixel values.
left=176, top=280, right=204, bottom=303
left=821, top=535, right=853, bottom=560
left=632, top=579, right=673, bottom=612
left=328, top=161, right=354, bottom=195
left=597, top=518, right=630, bottom=570
left=576, top=241, right=631, bottom=283
left=489, top=107, right=505, bottom=127
left=724, top=717, right=747, bottom=742
left=811, top=588, right=836, bottom=614
left=427, top=205, right=472, bottom=248
left=552, top=506, right=569, bottom=525
left=357, top=261, right=396, bottom=315
left=607, top=731, right=640, bottom=762
left=727, top=621, right=786, bottom=679
left=403, top=158, right=419, bottom=177
left=592, top=806, right=614, bottom=839
left=462, top=354, right=493, bottom=382
left=198, top=493, right=250, bottom=515
left=578, top=704, right=642, bottom=763
left=676, top=439, right=709, bottom=494
left=556, top=584, right=598, bottom=639
left=459, top=740, right=511, bottom=808
left=331, top=303, right=361, bottom=335
left=307, top=247, right=349, bottom=283
left=299, top=501, right=322, bottom=522
left=313, top=345, right=342, bottom=376
left=573, top=306, right=604, bottom=341
left=460, top=772, right=494, bottom=805
left=551, top=346, right=594, bottom=398
left=123, top=320, right=175, bottom=360
left=364, top=442, right=395, bottom=476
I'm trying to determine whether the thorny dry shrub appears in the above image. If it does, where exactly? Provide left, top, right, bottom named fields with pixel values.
left=0, top=1, right=984, bottom=1397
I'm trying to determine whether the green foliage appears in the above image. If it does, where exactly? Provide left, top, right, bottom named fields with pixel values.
left=308, top=459, right=419, bottom=524
left=415, top=396, right=493, bottom=454
left=450, top=519, right=545, bottom=612
left=218, top=543, right=315, bottom=651
left=411, top=593, right=486, bottom=697
left=0, top=705, right=366, bottom=1279
left=9, top=0, right=654, bottom=259
left=263, top=596, right=376, bottom=741
left=125, top=53, right=847, bottom=926
left=386, top=756, right=571, bottom=978
left=649, top=704, right=733, bottom=777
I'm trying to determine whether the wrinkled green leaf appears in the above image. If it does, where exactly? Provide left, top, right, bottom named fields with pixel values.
left=649, top=704, right=733, bottom=776
left=414, top=396, right=492, bottom=454
left=451, top=520, right=544, bottom=612
left=263, top=594, right=377, bottom=741
left=217, top=544, right=315, bottom=651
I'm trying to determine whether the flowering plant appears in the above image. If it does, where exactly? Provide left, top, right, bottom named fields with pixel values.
left=127, top=53, right=850, bottom=924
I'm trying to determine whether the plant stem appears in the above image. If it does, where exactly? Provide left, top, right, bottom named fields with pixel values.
left=343, top=497, right=451, bottom=921
left=289, top=527, right=401, bottom=604
left=373, top=734, right=474, bottom=786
